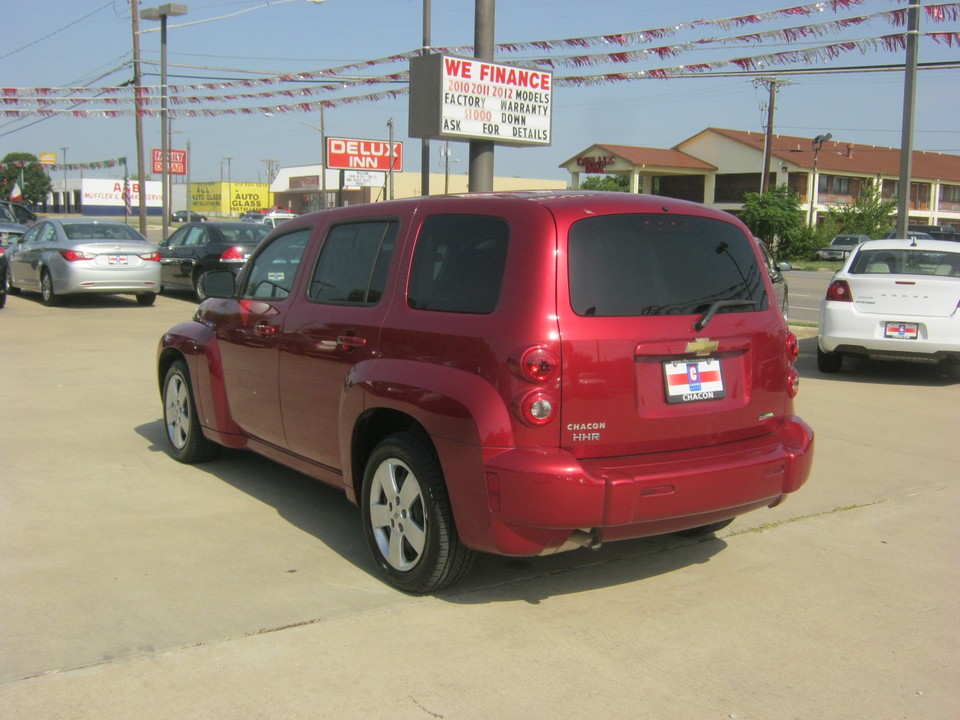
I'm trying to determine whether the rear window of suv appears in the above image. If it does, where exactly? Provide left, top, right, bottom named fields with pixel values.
left=568, top=214, right=767, bottom=317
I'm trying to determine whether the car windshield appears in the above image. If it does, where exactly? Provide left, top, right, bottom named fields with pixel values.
left=0, top=205, right=17, bottom=222
left=850, top=248, right=960, bottom=277
left=832, top=237, right=856, bottom=246
left=62, top=223, right=147, bottom=242
left=568, top=214, right=766, bottom=317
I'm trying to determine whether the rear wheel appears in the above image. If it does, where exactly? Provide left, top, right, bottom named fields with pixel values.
left=162, top=360, right=219, bottom=463
left=361, top=433, right=474, bottom=593
left=40, top=269, right=62, bottom=306
left=817, top=346, right=843, bottom=373
left=136, top=292, right=157, bottom=306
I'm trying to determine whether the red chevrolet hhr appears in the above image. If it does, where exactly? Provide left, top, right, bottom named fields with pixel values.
left=158, top=191, right=814, bottom=593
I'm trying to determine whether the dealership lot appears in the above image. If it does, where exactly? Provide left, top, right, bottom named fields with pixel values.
left=1, top=291, right=958, bottom=719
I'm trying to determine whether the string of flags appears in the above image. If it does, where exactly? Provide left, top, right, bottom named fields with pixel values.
left=1, top=1, right=958, bottom=119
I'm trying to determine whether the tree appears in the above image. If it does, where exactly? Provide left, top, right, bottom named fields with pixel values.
left=825, top=184, right=897, bottom=238
left=1, top=152, right=53, bottom=206
left=580, top=174, right=629, bottom=192
left=739, top=184, right=811, bottom=260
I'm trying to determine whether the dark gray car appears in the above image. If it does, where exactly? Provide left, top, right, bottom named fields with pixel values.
left=816, top=233, right=871, bottom=261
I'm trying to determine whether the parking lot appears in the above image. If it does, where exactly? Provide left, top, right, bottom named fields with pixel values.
left=1, top=290, right=958, bottom=719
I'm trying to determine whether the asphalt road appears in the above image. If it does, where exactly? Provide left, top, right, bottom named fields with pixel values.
left=1, top=290, right=958, bottom=719
left=785, top=268, right=834, bottom=324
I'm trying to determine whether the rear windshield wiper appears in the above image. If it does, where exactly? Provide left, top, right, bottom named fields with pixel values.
left=694, top=300, right=758, bottom=331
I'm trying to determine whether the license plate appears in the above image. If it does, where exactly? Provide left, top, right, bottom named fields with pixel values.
left=108, top=255, right=129, bottom=265
left=884, top=322, right=918, bottom=340
left=663, top=358, right=726, bottom=404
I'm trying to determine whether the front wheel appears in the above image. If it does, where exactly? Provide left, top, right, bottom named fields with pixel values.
left=162, top=360, right=219, bottom=463
left=361, top=434, right=474, bottom=593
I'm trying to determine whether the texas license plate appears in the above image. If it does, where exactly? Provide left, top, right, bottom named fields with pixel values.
left=108, top=255, right=129, bottom=265
left=663, top=358, right=726, bottom=403
left=884, top=322, right=918, bottom=340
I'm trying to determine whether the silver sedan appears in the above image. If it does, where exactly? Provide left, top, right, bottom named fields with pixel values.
left=6, top=218, right=161, bottom=306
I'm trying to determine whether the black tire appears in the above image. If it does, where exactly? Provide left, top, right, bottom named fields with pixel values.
left=361, top=433, right=475, bottom=593
left=162, top=360, right=219, bottom=463
left=674, top=518, right=735, bottom=537
left=193, top=272, right=207, bottom=302
left=40, top=269, right=62, bottom=306
left=0, top=266, right=6, bottom=309
left=136, top=292, right=157, bottom=306
left=817, top=346, right=843, bottom=373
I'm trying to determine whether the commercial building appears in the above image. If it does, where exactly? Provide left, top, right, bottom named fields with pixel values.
left=561, top=127, right=960, bottom=229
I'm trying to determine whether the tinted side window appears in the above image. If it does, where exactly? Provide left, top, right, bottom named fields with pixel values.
left=241, top=229, right=311, bottom=300
left=568, top=214, right=767, bottom=317
left=407, top=215, right=509, bottom=314
left=308, top=221, right=397, bottom=305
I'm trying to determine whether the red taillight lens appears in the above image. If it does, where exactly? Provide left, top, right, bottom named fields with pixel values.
left=826, top=280, right=853, bottom=302
left=785, top=333, right=799, bottom=364
left=139, top=251, right=160, bottom=262
left=60, top=250, right=95, bottom=262
left=519, top=346, right=558, bottom=383
left=220, top=246, right=246, bottom=262
left=518, top=391, right=556, bottom=426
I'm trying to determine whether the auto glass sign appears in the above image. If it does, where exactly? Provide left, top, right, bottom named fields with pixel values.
left=409, top=54, right=553, bottom=147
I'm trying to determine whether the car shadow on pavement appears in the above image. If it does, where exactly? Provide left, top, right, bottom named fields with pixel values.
left=796, top=336, right=959, bottom=387
left=136, top=418, right=729, bottom=601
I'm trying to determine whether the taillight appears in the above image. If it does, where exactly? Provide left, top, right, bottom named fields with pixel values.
left=60, top=250, right=95, bottom=262
left=139, top=251, right=160, bottom=262
left=787, top=368, right=800, bottom=398
left=518, top=391, right=556, bottom=426
left=826, top=280, right=853, bottom=302
left=220, top=246, right=246, bottom=263
left=518, top=346, right=558, bottom=383
left=785, top=332, right=799, bottom=364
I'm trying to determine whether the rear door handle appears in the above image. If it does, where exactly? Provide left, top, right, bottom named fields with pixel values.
left=254, top=322, right=277, bottom=339
left=337, top=334, right=367, bottom=348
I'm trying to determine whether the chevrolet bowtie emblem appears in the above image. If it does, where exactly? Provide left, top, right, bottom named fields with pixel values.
left=685, top=338, right=719, bottom=356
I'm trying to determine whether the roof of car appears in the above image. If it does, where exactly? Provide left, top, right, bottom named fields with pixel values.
left=857, top=238, right=960, bottom=252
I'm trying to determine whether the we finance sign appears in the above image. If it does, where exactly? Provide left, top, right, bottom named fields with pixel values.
left=326, top=137, right=402, bottom=172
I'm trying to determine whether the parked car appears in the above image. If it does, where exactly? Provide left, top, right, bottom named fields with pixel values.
left=818, top=238, right=960, bottom=372
left=755, top=238, right=791, bottom=321
left=0, top=201, right=38, bottom=227
left=239, top=210, right=263, bottom=222
left=816, top=233, right=871, bottom=261
left=158, top=221, right=270, bottom=300
left=171, top=210, right=208, bottom=223
left=0, top=204, right=28, bottom=246
left=259, top=211, right=297, bottom=229
left=907, top=224, right=957, bottom=242
left=158, top=191, right=814, bottom=593
left=6, top=219, right=160, bottom=306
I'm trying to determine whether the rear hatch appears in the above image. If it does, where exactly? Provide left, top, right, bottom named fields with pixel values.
left=557, top=211, right=790, bottom=458
left=847, top=248, right=960, bottom=317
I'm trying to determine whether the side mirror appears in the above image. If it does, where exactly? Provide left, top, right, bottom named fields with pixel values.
left=199, top=270, right=237, bottom=299
left=778, top=261, right=793, bottom=272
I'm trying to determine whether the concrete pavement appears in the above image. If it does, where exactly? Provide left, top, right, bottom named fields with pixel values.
left=1, top=292, right=957, bottom=719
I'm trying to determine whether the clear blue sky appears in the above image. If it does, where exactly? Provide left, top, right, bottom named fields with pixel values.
left=3, top=0, right=958, bottom=185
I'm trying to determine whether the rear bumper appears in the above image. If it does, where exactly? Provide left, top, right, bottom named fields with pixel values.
left=820, top=304, right=960, bottom=361
left=474, top=416, right=814, bottom=555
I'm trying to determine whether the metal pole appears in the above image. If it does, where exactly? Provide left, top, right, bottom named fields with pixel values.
left=320, top=104, right=326, bottom=209
left=896, top=2, right=920, bottom=237
left=387, top=118, right=395, bottom=200
left=130, top=0, right=148, bottom=236
left=421, top=0, right=431, bottom=196
left=468, top=0, right=495, bottom=193
left=186, top=138, right=191, bottom=218
left=160, top=13, right=170, bottom=242
left=60, top=146, right=68, bottom=212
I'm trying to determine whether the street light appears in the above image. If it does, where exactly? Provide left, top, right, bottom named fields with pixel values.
left=808, top=132, right=832, bottom=227
left=140, top=2, right=188, bottom=243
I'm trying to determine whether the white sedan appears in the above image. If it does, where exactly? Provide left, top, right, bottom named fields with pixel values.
left=818, top=238, right=960, bottom=372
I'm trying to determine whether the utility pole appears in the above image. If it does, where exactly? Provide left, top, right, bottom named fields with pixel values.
left=421, top=0, right=431, bottom=196
left=755, top=77, right=791, bottom=194
left=130, top=0, right=148, bottom=236
left=896, top=2, right=920, bottom=237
